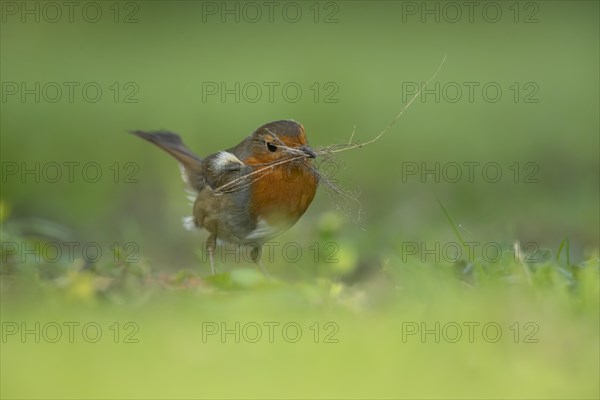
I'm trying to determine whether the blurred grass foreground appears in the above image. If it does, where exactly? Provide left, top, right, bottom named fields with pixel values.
left=1, top=207, right=599, bottom=399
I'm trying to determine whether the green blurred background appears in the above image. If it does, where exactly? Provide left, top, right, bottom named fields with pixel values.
left=1, top=1, right=599, bottom=399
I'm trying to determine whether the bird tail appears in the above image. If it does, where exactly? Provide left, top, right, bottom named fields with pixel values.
left=129, top=130, right=204, bottom=191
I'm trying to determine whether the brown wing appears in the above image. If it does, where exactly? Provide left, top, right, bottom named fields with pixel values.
left=202, top=151, right=254, bottom=194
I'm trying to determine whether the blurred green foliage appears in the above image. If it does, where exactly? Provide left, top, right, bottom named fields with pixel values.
left=1, top=1, right=598, bottom=266
left=1, top=235, right=598, bottom=398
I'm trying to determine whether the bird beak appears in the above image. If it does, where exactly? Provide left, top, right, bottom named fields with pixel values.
left=299, top=145, right=317, bottom=159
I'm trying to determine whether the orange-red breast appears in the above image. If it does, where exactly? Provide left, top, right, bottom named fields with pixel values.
left=130, top=120, right=318, bottom=275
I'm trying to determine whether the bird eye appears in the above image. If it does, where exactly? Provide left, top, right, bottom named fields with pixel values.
left=266, top=142, right=277, bottom=152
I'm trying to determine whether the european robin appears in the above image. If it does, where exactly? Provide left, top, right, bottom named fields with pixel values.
left=130, top=120, right=318, bottom=275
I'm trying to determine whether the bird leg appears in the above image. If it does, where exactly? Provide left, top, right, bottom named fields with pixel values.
left=206, top=233, right=217, bottom=275
left=250, top=246, right=271, bottom=278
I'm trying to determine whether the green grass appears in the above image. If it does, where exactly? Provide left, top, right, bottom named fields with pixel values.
left=1, top=211, right=598, bottom=399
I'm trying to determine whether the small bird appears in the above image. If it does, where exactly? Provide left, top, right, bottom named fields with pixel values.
left=130, top=120, right=319, bottom=275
